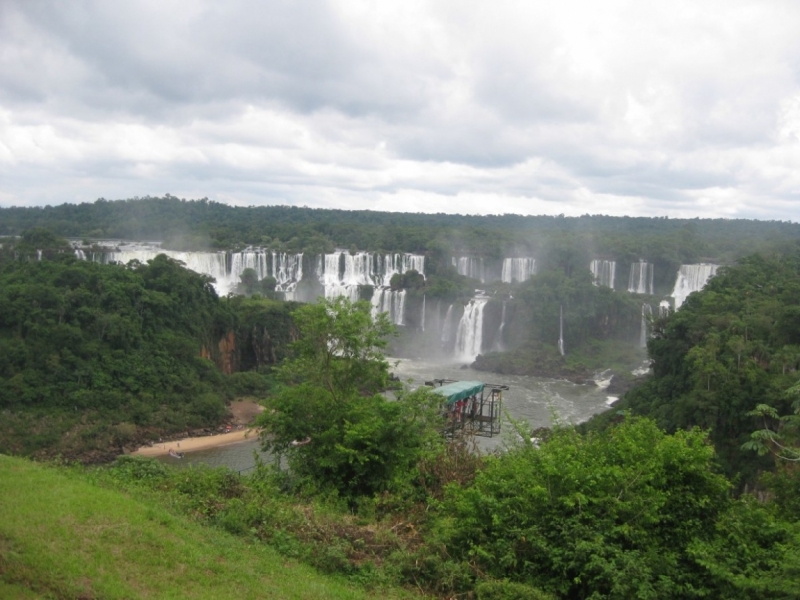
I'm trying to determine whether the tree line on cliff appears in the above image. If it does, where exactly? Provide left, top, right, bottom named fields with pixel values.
left=0, top=230, right=296, bottom=459
left=3, top=195, right=800, bottom=267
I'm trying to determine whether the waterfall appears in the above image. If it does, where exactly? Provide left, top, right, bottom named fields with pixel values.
left=319, top=251, right=425, bottom=306
left=659, top=300, right=671, bottom=317
left=271, top=252, right=303, bottom=293
left=671, top=264, right=719, bottom=310
left=320, top=251, right=369, bottom=303
left=230, top=251, right=268, bottom=284
left=441, top=304, right=455, bottom=346
left=493, top=301, right=507, bottom=351
left=590, top=260, right=616, bottom=289
left=454, top=298, right=488, bottom=362
left=558, top=304, right=565, bottom=356
left=92, top=244, right=424, bottom=304
left=315, top=255, right=324, bottom=280
left=74, top=249, right=86, bottom=260
left=370, top=288, right=406, bottom=325
left=453, top=257, right=485, bottom=283
left=501, top=258, right=536, bottom=283
left=36, top=250, right=42, bottom=261
left=640, top=303, right=652, bottom=347
left=379, top=254, right=425, bottom=286
left=628, top=261, right=654, bottom=295
left=95, top=245, right=306, bottom=296
left=321, top=251, right=375, bottom=287
left=421, top=295, right=426, bottom=332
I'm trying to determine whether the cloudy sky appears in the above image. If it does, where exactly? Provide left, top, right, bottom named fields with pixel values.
left=1, top=1, right=800, bottom=219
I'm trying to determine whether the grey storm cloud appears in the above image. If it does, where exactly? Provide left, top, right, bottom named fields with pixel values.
left=1, top=0, right=800, bottom=219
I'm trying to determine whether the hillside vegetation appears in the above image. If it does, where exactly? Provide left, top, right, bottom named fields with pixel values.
left=0, top=454, right=417, bottom=599
left=0, top=230, right=294, bottom=460
left=587, top=248, right=800, bottom=483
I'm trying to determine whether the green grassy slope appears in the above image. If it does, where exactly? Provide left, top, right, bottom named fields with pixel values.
left=0, top=455, right=418, bottom=599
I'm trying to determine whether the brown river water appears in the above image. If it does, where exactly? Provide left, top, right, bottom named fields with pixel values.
left=156, top=357, right=616, bottom=471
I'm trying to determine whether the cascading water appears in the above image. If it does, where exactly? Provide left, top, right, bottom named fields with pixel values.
left=452, top=257, right=485, bottom=283
left=454, top=298, right=488, bottom=362
left=99, top=247, right=235, bottom=292
left=229, top=251, right=268, bottom=281
left=379, top=254, right=425, bottom=286
left=92, top=243, right=426, bottom=315
left=659, top=300, right=670, bottom=317
left=671, top=264, right=719, bottom=310
left=640, top=303, right=653, bottom=347
left=590, top=260, right=616, bottom=289
left=558, top=304, right=565, bottom=356
left=628, top=262, right=654, bottom=295
left=370, top=288, right=407, bottom=325
left=501, top=258, right=536, bottom=283
left=318, top=251, right=425, bottom=324
left=441, top=304, right=455, bottom=348
left=421, top=295, right=426, bottom=332
left=492, top=301, right=507, bottom=351
left=74, top=249, right=86, bottom=260
left=322, top=251, right=371, bottom=302
left=271, top=252, right=303, bottom=294
left=94, top=244, right=307, bottom=296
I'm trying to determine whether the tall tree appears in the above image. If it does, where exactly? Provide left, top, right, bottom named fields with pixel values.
left=258, top=297, right=443, bottom=499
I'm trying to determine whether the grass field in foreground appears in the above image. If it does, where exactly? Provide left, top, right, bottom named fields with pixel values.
left=0, top=455, right=419, bottom=599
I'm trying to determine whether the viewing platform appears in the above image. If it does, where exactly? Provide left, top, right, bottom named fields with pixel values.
left=425, top=379, right=509, bottom=438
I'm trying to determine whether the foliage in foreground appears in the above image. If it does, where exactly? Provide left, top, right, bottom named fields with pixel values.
left=96, top=416, right=800, bottom=599
left=441, top=417, right=800, bottom=599
left=0, top=454, right=414, bottom=600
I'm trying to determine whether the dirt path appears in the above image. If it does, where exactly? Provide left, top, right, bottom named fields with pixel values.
left=229, top=399, right=265, bottom=425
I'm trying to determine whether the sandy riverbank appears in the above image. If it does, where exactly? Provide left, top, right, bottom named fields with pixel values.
left=133, top=428, right=261, bottom=457
left=132, top=399, right=265, bottom=457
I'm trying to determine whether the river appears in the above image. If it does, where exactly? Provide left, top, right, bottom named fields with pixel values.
left=156, top=357, right=615, bottom=470
left=390, top=357, right=614, bottom=452
left=154, top=438, right=271, bottom=473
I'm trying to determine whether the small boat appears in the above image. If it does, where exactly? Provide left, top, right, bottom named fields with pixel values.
left=168, top=449, right=184, bottom=459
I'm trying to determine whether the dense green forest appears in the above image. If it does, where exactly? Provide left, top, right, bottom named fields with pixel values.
left=585, top=248, right=800, bottom=483
left=6, top=197, right=800, bottom=370
left=0, top=229, right=295, bottom=460
left=3, top=196, right=800, bottom=266
left=6, top=196, right=800, bottom=379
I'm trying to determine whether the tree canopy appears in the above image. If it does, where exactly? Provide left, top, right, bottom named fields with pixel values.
left=585, top=248, right=800, bottom=482
left=258, top=297, right=444, bottom=500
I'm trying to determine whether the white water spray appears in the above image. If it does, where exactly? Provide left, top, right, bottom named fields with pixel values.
left=590, top=260, right=616, bottom=289
left=501, top=258, right=536, bottom=283
left=628, top=261, right=654, bottom=295
left=454, top=298, right=488, bottom=362
left=671, top=264, right=718, bottom=310
left=640, top=303, right=652, bottom=348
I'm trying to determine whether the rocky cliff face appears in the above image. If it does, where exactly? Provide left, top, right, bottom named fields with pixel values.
left=201, top=331, right=237, bottom=374
left=202, top=318, right=299, bottom=374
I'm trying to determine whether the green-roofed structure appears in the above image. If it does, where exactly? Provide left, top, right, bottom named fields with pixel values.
left=426, top=378, right=509, bottom=438
left=431, top=381, right=485, bottom=405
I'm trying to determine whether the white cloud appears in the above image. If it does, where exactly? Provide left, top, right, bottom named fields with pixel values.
left=1, top=0, right=800, bottom=220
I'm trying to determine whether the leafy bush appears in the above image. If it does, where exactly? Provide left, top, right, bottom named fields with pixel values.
left=476, top=580, right=554, bottom=600
left=443, top=418, right=734, bottom=597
